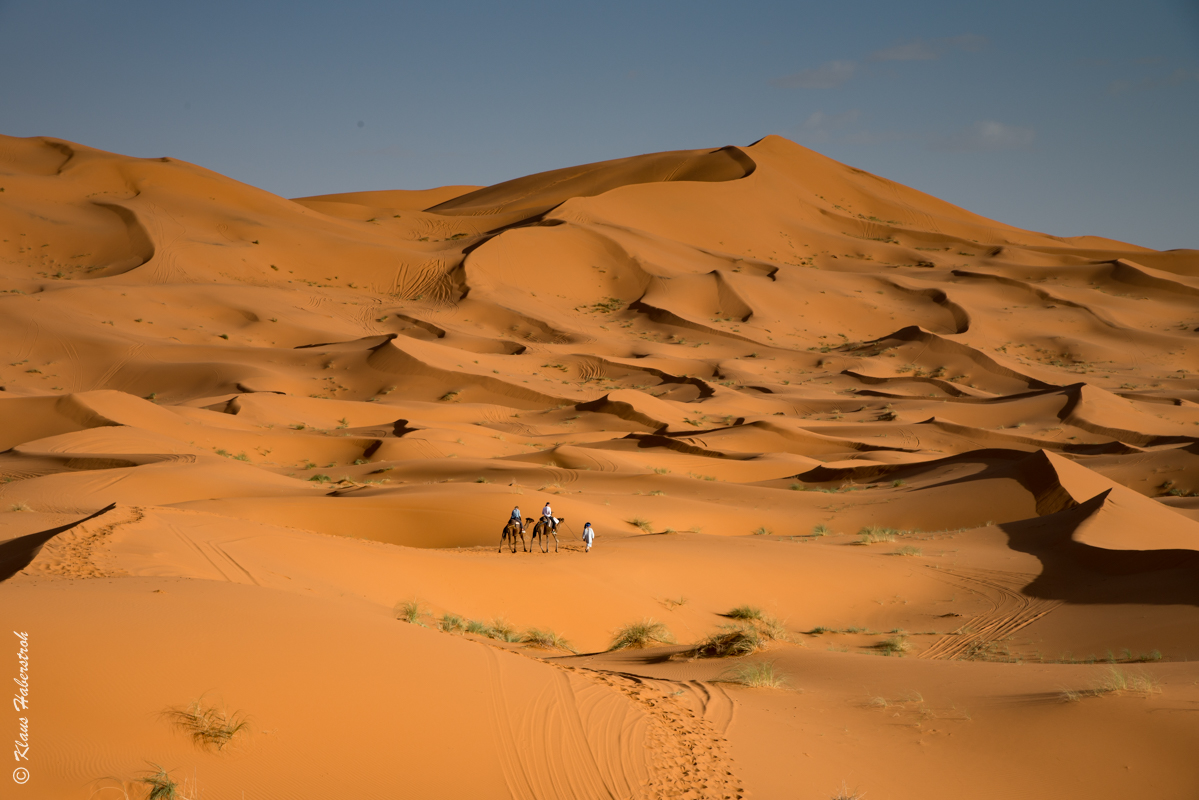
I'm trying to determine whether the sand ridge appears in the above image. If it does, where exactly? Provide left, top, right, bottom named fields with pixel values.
left=2, top=132, right=1198, bottom=798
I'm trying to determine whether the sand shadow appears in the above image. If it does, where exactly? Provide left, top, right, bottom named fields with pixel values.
left=0, top=503, right=116, bottom=582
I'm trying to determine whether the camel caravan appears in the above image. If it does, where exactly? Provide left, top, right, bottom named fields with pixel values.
left=501, top=502, right=583, bottom=554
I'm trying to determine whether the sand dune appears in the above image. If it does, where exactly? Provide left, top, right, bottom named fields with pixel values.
left=2, top=132, right=1198, bottom=798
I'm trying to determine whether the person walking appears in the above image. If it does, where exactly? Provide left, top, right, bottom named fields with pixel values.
left=582, top=521, right=595, bottom=553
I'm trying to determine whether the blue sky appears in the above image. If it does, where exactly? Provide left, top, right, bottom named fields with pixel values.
left=2, top=0, right=1196, bottom=249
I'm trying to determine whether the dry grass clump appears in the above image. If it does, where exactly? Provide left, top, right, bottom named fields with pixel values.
left=894, top=545, right=923, bottom=556
left=722, top=660, right=789, bottom=689
left=138, top=765, right=185, bottom=800
left=811, top=523, right=831, bottom=536
left=1062, top=666, right=1162, bottom=702
left=395, top=599, right=427, bottom=626
left=627, top=517, right=654, bottom=533
left=857, top=526, right=897, bottom=544
left=165, top=699, right=248, bottom=752
left=721, top=606, right=787, bottom=640
left=692, top=624, right=766, bottom=658
left=10, top=502, right=32, bottom=512
left=831, top=781, right=866, bottom=799
left=437, top=612, right=467, bottom=633
left=520, top=628, right=577, bottom=653
left=463, top=617, right=522, bottom=643
left=609, top=619, right=675, bottom=650
left=727, top=605, right=764, bottom=621
left=876, top=635, right=911, bottom=657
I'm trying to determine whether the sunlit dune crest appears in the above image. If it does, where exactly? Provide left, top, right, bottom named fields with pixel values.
left=3, top=133, right=1198, bottom=799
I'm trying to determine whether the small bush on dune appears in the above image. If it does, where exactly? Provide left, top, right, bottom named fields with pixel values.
left=465, top=618, right=493, bottom=637
left=857, top=526, right=897, bottom=544
left=722, top=606, right=787, bottom=642
left=722, top=660, right=789, bottom=689
left=610, top=619, right=675, bottom=650
left=812, top=524, right=831, bottom=536
left=831, top=782, right=866, bottom=800
left=461, top=618, right=521, bottom=642
left=752, top=526, right=772, bottom=536
left=488, top=618, right=521, bottom=642
left=138, top=765, right=181, bottom=800
left=727, top=605, right=764, bottom=622
left=1096, top=665, right=1161, bottom=695
left=876, top=635, right=910, bottom=657
left=692, top=624, right=766, bottom=658
left=1062, top=665, right=1162, bottom=701
left=438, top=613, right=466, bottom=633
left=395, top=599, right=426, bottom=626
left=165, top=699, right=248, bottom=752
left=10, top=502, right=32, bottom=512
left=894, top=545, right=923, bottom=556
left=521, top=628, right=577, bottom=653
left=627, top=517, right=654, bottom=533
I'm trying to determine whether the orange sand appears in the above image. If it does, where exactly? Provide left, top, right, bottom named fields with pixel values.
left=2, top=133, right=1198, bottom=799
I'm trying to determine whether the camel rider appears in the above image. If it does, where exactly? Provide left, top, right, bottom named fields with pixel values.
left=542, top=501, right=558, bottom=531
left=582, top=522, right=595, bottom=553
left=510, top=506, right=523, bottom=527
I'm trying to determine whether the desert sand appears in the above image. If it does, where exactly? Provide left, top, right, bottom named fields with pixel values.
left=1, top=132, right=1198, bottom=799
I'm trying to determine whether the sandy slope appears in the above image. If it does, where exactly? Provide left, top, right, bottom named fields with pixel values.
left=2, top=132, right=1198, bottom=799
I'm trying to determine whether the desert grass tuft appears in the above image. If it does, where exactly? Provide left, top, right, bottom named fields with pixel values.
left=138, top=764, right=182, bottom=800
left=609, top=619, right=675, bottom=650
left=857, top=525, right=897, bottom=544
left=876, top=635, right=910, bottom=657
left=752, top=525, right=772, bottom=536
left=488, top=618, right=521, bottom=642
left=692, top=624, right=766, bottom=658
left=1096, top=665, right=1161, bottom=695
left=395, top=599, right=427, bottom=626
left=10, top=502, right=32, bottom=512
left=831, top=781, right=866, bottom=800
left=727, top=605, right=764, bottom=621
left=465, top=618, right=493, bottom=637
left=520, top=628, right=577, bottom=653
left=165, top=699, right=248, bottom=752
left=811, top=523, right=831, bottom=536
left=1061, top=665, right=1162, bottom=701
left=894, top=545, right=923, bottom=556
left=722, top=660, right=789, bottom=689
left=627, top=517, right=654, bottom=533
left=437, top=613, right=467, bottom=633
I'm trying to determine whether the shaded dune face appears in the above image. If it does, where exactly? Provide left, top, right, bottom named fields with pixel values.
left=3, top=133, right=1199, bottom=799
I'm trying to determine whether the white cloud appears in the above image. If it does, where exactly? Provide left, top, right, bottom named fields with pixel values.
left=771, top=60, right=858, bottom=89
left=870, top=34, right=987, bottom=62
left=933, top=121, right=1035, bottom=152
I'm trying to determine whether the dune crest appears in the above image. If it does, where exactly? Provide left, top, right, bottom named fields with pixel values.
left=3, top=132, right=1198, bottom=800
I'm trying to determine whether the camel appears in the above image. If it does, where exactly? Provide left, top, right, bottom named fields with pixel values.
left=531, top=516, right=563, bottom=553
left=499, top=517, right=532, bottom=553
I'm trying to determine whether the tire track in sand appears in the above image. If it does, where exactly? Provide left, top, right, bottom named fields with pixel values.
left=920, top=567, right=1059, bottom=660
left=484, top=647, right=742, bottom=799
